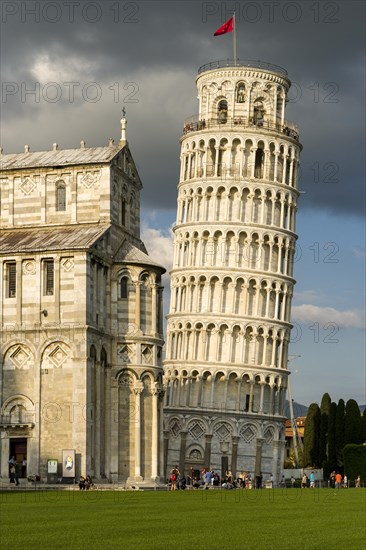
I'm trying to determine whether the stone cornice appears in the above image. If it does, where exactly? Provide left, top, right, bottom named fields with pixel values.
left=196, top=68, right=290, bottom=88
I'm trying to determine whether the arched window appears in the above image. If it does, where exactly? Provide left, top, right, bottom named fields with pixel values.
left=218, top=100, right=228, bottom=123
left=253, top=100, right=264, bottom=126
left=120, top=276, right=128, bottom=299
left=56, top=181, right=66, bottom=211
left=236, top=83, right=245, bottom=103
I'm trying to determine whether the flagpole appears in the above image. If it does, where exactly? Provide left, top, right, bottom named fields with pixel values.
left=233, top=12, right=237, bottom=66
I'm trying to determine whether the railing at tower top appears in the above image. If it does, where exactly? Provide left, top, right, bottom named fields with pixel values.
left=198, top=59, right=288, bottom=77
left=182, top=116, right=299, bottom=141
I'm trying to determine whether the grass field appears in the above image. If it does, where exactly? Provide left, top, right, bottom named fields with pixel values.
left=1, top=488, right=365, bottom=549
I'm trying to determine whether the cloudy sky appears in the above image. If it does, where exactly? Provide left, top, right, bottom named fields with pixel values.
left=1, top=0, right=365, bottom=407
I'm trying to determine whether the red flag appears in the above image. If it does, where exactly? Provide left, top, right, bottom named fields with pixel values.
left=214, top=17, right=234, bottom=36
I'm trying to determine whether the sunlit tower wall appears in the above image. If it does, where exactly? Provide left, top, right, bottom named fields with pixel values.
left=163, top=60, right=302, bottom=482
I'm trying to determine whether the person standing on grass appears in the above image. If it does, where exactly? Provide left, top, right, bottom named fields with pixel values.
left=291, top=476, right=296, bottom=488
left=301, top=473, right=308, bottom=488
left=355, top=475, right=361, bottom=488
left=204, top=469, right=213, bottom=489
left=309, top=471, right=315, bottom=488
left=343, top=475, right=348, bottom=488
left=170, top=466, right=179, bottom=491
left=335, top=472, right=342, bottom=489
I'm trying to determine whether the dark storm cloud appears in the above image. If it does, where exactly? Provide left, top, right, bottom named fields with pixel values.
left=0, top=0, right=364, bottom=215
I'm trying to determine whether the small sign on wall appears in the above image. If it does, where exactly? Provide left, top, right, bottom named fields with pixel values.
left=48, top=459, right=58, bottom=474
left=62, top=450, right=75, bottom=478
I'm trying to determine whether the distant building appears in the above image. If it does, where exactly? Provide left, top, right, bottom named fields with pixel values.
left=0, top=117, right=165, bottom=483
left=285, top=417, right=305, bottom=461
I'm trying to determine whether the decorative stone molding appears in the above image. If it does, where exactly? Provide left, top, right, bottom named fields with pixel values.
left=23, top=260, right=36, bottom=275
left=19, top=176, right=37, bottom=195
left=61, top=258, right=74, bottom=272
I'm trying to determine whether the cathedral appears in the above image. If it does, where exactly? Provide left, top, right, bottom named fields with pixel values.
left=0, top=117, right=166, bottom=483
left=0, top=59, right=302, bottom=485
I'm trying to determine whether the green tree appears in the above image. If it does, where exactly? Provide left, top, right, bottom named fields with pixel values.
left=335, top=398, right=345, bottom=466
left=362, top=409, right=366, bottom=443
left=345, top=399, right=363, bottom=445
left=326, top=402, right=337, bottom=475
left=343, top=444, right=366, bottom=481
left=319, top=392, right=331, bottom=467
left=303, top=403, right=320, bottom=467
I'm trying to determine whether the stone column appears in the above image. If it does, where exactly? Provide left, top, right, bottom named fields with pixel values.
left=197, top=376, right=203, bottom=407
left=271, top=337, right=277, bottom=367
left=289, top=159, right=294, bottom=186
left=94, top=360, right=101, bottom=478
left=214, top=146, right=220, bottom=176
left=151, top=385, right=159, bottom=480
left=204, top=434, right=213, bottom=468
left=239, top=147, right=245, bottom=178
left=274, top=152, right=279, bottom=182
left=280, top=200, right=285, bottom=228
left=179, top=431, right=188, bottom=474
left=274, top=289, right=280, bottom=318
left=272, top=440, right=280, bottom=485
left=187, top=154, right=192, bottom=181
left=55, top=258, right=60, bottom=323
left=282, top=156, right=288, bottom=184
left=133, top=383, right=144, bottom=481
left=223, top=376, right=229, bottom=404
left=158, top=287, right=163, bottom=335
left=163, top=429, right=170, bottom=480
left=109, top=377, right=119, bottom=482
left=278, top=337, right=284, bottom=370
left=151, top=283, right=158, bottom=336
left=263, top=149, right=270, bottom=180
left=280, top=97, right=285, bottom=126
left=254, top=438, right=264, bottom=477
left=248, top=381, right=255, bottom=412
left=203, top=147, right=209, bottom=178
left=231, top=436, right=240, bottom=478
left=16, top=259, right=22, bottom=325
left=186, top=376, right=192, bottom=406
left=236, top=378, right=242, bottom=411
left=103, top=365, right=112, bottom=479
left=135, top=282, right=142, bottom=332
left=158, top=390, right=165, bottom=479
left=250, top=149, right=256, bottom=178
left=269, top=385, right=275, bottom=415
left=259, top=381, right=265, bottom=414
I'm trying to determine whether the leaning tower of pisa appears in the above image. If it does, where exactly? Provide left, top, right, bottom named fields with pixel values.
left=163, top=60, right=302, bottom=483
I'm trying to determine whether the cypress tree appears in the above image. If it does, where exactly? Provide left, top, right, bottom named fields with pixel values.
left=363, top=409, right=366, bottom=443
left=335, top=398, right=345, bottom=466
left=345, top=399, right=363, bottom=445
left=319, top=392, right=331, bottom=467
left=303, top=403, right=320, bottom=467
left=327, top=402, right=337, bottom=475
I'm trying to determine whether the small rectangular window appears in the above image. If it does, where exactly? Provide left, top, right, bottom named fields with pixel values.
left=6, top=262, right=16, bottom=298
left=44, top=260, right=54, bottom=295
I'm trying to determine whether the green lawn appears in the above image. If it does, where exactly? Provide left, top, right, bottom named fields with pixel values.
left=1, top=488, right=365, bottom=549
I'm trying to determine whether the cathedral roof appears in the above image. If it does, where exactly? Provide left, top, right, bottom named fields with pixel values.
left=118, top=241, right=166, bottom=272
left=0, top=224, right=110, bottom=253
left=0, top=146, right=122, bottom=170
